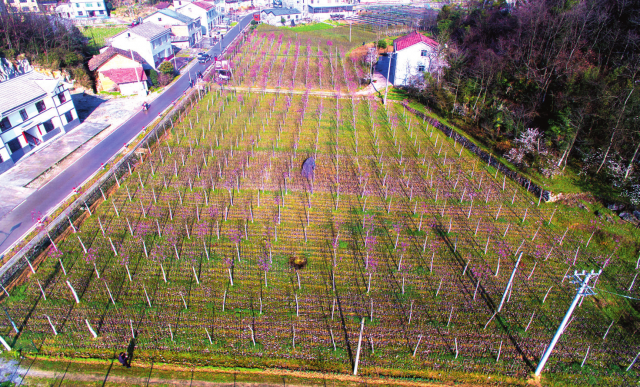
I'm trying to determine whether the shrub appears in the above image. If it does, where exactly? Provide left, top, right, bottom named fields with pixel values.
left=64, top=52, right=82, bottom=66
left=158, top=61, right=174, bottom=75
left=377, top=40, right=387, bottom=50
left=148, top=69, right=158, bottom=86
left=72, top=66, right=94, bottom=90
left=158, top=72, right=173, bottom=86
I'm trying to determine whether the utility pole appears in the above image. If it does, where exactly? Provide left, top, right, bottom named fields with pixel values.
left=383, top=52, right=394, bottom=106
left=535, top=270, right=601, bottom=376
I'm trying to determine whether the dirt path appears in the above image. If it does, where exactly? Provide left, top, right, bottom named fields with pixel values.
left=11, top=356, right=496, bottom=387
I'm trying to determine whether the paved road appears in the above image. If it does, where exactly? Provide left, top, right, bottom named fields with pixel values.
left=0, top=14, right=254, bottom=257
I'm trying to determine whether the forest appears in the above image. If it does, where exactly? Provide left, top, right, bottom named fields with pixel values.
left=0, top=12, right=93, bottom=88
left=408, top=0, right=640, bottom=203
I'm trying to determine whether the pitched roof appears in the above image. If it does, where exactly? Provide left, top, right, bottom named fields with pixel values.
left=262, top=8, right=301, bottom=16
left=101, top=67, right=148, bottom=85
left=155, top=1, right=170, bottom=9
left=88, top=46, right=146, bottom=71
left=192, top=1, right=214, bottom=10
left=154, top=8, right=195, bottom=24
left=112, top=22, right=170, bottom=41
left=394, top=31, right=438, bottom=51
left=0, top=71, right=60, bottom=117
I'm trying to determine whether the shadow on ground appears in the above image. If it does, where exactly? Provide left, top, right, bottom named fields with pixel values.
left=71, top=93, right=107, bottom=122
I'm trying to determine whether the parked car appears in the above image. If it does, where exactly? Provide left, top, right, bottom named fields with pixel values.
left=198, top=54, right=211, bottom=64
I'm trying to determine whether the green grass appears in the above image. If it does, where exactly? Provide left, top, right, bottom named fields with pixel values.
left=278, top=22, right=334, bottom=32
left=82, top=26, right=127, bottom=53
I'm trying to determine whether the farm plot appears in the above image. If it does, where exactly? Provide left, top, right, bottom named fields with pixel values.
left=230, top=26, right=376, bottom=93
left=1, top=89, right=638, bottom=385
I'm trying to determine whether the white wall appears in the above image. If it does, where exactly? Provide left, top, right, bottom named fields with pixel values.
left=111, top=32, right=172, bottom=70
left=69, top=0, right=109, bottom=18
left=393, top=42, right=438, bottom=86
left=0, top=85, right=77, bottom=162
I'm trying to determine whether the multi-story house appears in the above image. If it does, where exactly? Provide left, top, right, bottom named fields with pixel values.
left=282, top=0, right=354, bottom=21
left=109, top=23, right=173, bottom=70
left=175, top=2, right=221, bottom=37
left=3, top=0, right=41, bottom=13
left=68, top=0, right=109, bottom=18
left=0, top=71, right=78, bottom=170
left=143, top=9, right=202, bottom=49
left=381, top=31, right=443, bottom=86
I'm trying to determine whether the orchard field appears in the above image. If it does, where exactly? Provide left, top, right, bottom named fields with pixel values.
left=1, top=29, right=639, bottom=387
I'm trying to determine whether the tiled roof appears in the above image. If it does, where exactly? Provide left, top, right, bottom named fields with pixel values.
left=394, top=31, right=438, bottom=51
left=262, top=8, right=301, bottom=16
left=155, top=1, right=170, bottom=9
left=88, top=46, right=146, bottom=71
left=192, top=1, right=214, bottom=10
left=101, top=67, right=147, bottom=85
left=112, top=22, right=170, bottom=41
left=0, top=71, right=58, bottom=117
left=155, top=9, right=195, bottom=24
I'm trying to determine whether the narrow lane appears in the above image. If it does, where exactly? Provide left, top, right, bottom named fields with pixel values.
left=0, top=14, right=254, bottom=255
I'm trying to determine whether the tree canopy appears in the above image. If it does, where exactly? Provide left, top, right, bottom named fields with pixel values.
left=408, top=0, right=640, bottom=201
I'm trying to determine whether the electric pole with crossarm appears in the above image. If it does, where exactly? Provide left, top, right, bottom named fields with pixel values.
left=535, top=269, right=601, bottom=376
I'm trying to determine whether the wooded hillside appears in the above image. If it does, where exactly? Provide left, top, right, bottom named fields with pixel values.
left=0, top=12, right=93, bottom=89
left=409, top=0, right=639, bottom=203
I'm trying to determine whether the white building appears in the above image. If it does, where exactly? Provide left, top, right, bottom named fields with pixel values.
left=109, top=23, right=173, bottom=70
left=67, top=0, right=109, bottom=18
left=0, top=71, right=78, bottom=170
left=260, top=8, right=301, bottom=26
left=176, top=2, right=221, bottom=37
left=282, top=0, right=354, bottom=21
left=143, top=9, right=202, bottom=49
left=382, top=31, right=442, bottom=86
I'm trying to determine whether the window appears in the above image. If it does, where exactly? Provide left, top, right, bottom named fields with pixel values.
left=418, top=65, right=425, bottom=72
left=158, top=17, right=162, bottom=21
left=19, top=109, right=28, bottom=121
left=36, top=100, right=46, bottom=113
left=75, top=3, right=79, bottom=6
left=98, top=10, right=103, bottom=14
left=22, top=6, right=29, bottom=10
left=33, top=6, right=38, bottom=10
left=64, top=111, right=73, bottom=123
left=78, top=11, right=83, bottom=15
left=19, top=0, right=26, bottom=3
left=6, top=0, right=13, bottom=3
left=86, top=2, right=92, bottom=6
left=0, top=117, right=11, bottom=132
left=58, top=92, right=67, bottom=104
left=421, top=50, right=428, bottom=57
left=7, top=138, right=23, bottom=153
left=42, top=119, right=55, bottom=133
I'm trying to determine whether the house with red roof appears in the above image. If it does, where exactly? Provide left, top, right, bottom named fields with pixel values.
left=88, top=47, right=149, bottom=96
left=381, top=31, right=444, bottom=86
